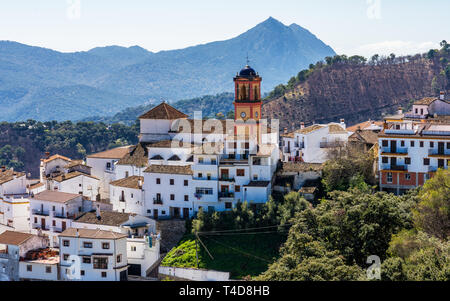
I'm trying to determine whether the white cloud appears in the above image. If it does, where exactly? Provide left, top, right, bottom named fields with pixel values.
left=353, top=40, right=439, bottom=57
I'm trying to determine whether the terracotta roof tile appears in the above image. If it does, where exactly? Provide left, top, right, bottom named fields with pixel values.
left=87, top=146, right=133, bottom=159
left=348, top=130, right=379, bottom=145
left=60, top=228, right=127, bottom=240
left=328, top=124, right=347, bottom=134
left=144, top=164, right=193, bottom=175
left=139, top=102, right=188, bottom=120
left=52, top=171, right=99, bottom=183
left=110, top=176, right=143, bottom=189
left=74, top=211, right=135, bottom=227
left=0, top=169, right=25, bottom=185
left=0, top=231, right=35, bottom=246
left=41, top=154, right=72, bottom=164
left=347, top=120, right=383, bottom=132
left=117, top=143, right=148, bottom=167
left=414, top=97, right=437, bottom=105
left=148, top=140, right=194, bottom=149
left=32, top=190, right=81, bottom=204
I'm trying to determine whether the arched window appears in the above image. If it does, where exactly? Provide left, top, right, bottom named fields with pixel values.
left=254, top=85, right=259, bottom=100
left=240, top=84, right=247, bottom=100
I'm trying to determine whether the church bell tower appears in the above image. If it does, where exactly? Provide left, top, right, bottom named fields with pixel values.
left=233, top=64, right=262, bottom=122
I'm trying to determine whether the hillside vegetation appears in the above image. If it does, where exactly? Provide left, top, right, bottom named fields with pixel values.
left=262, top=41, right=450, bottom=130
left=0, top=120, right=138, bottom=177
left=85, top=93, right=235, bottom=125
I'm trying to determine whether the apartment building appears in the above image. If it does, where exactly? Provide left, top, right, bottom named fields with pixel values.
left=379, top=92, right=450, bottom=194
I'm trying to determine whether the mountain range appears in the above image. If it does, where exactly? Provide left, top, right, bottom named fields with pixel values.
left=0, top=17, right=335, bottom=122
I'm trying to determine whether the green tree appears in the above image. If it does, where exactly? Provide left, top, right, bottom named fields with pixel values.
left=322, top=145, right=376, bottom=193
left=413, top=168, right=450, bottom=240
left=384, top=230, right=450, bottom=281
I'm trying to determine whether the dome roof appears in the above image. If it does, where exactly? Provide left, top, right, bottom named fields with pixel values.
left=239, top=65, right=257, bottom=77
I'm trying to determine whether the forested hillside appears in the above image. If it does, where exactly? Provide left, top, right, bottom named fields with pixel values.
left=262, top=41, right=450, bottom=130
left=85, top=93, right=235, bottom=125
left=0, top=120, right=138, bottom=177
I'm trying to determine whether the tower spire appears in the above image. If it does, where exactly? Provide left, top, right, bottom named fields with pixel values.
left=246, top=52, right=250, bottom=66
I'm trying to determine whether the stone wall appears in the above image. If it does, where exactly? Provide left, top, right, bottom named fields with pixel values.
left=156, top=219, right=186, bottom=253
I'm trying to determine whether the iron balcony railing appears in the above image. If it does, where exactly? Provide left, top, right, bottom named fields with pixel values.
left=381, top=147, right=408, bottom=154
left=428, top=149, right=450, bottom=156
left=32, top=209, right=49, bottom=216
left=381, top=164, right=408, bottom=171
left=219, top=176, right=235, bottom=182
left=153, top=198, right=163, bottom=205
left=218, top=192, right=234, bottom=198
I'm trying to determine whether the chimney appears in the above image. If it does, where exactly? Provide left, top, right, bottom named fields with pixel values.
left=300, top=122, right=305, bottom=129
left=340, top=119, right=346, bottom=129
left=440, top=91, right=445, bottom=101
left=1, top=166, right=5, bottom=172
left=397, top=107, right=403, bottom=115
left=45, top=152, right=50, bottom=159
left=283, top=127, right=288, bottom=134
left=96, top=204, right=101, bottom=219
left=138, top=179, right=143, bottom=188
left=76, top=229, right=79, bottom=237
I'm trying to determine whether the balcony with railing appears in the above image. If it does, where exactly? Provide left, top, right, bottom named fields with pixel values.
left=32, top=223, right=50, bottom=231
left=381, top=164, right=408, bottom=171
left=153, top=198, right=163, bottom=205
left=428, top=149, right=450, bottom=157
left=32, top=209, right=49, bottom=216
left=380, top=147, right=409, bottom=155
left=218, top=192, right=234, bottom=199
left=219, top=175, right=235, bottom=182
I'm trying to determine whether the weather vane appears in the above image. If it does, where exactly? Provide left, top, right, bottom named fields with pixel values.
left=246, top=52, right=250, bottom=66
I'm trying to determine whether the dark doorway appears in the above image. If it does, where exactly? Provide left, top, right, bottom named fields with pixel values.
left=172, top=207, right=180, bottom=218
left=391, top=140, right=397, bottom=153
left=153, top=209, right=158, bottom=220
left=183, top=208, right=190, bottom=219
left=438, top=142, right=444, bottom=155
left=128, top=264, right=141, bottom=276
left=120, top=270, right=128, bottom=281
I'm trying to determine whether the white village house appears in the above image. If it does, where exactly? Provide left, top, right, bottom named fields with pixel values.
left=281, top=120, right=349, bottom=163
left=29, top=190, right=93, bottom=247
left=72, top=208, right=159, bottom=277
left=58, top=228, right=129, bottom=281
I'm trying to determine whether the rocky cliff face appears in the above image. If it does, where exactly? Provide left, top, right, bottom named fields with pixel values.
left=262, top=56, right=448, bottom=131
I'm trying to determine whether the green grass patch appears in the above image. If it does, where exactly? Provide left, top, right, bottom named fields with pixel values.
left=161, top=232, right=287, bottom=279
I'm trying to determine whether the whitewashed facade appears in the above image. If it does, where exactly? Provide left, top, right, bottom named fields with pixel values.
left=58, top=228, right=128, bottom=281
left=281, top=120, right=349, bottom=163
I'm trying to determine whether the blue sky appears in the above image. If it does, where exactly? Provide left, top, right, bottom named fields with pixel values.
left=0, top=0, right=448, bottom=57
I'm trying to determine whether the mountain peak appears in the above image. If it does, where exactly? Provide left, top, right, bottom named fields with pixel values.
left=256, top=16, right=287, bottom=29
